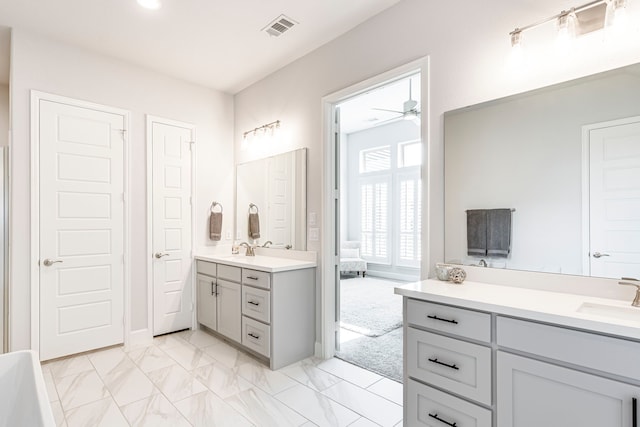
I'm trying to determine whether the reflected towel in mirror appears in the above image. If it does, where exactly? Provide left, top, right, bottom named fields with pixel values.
left=249, top=212, right=260, bottom=239
left=487, top=208, right=511, bottom=257
left=466, top=209, right=487, bottom=256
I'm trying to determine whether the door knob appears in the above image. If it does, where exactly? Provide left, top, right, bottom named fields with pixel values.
left=592, top=252, right=610, bottom=258
left=42, top=259, right=63, bottom=267
left=154, top=252, right=169, bottom=259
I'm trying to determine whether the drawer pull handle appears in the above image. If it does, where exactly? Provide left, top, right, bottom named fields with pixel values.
left=247, top=276, right=259, bottom=280
left=428, top=413, right=457, bottom=427
left=248, top=332, right=260, bottom=340
left=248, top=301, right=260, bottom=306
left=427, top=315, right=458, bottom=324
left=633, top=397, right=637, bottom=427
left=428, top=357, right=459, bottom=370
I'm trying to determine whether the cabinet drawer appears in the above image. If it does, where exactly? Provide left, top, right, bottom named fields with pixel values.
left=242, top=286, right=271, bottom=324
left=408, top=328, right=492, bottom=405
left=242, top=269, right=271, bottom=290
left=407, top=299, right=491, bottom=342
left=242, top=316, right=271, bottom=358
left=217, top=264, right=241, bottom=282
left=196, top=260, right=217, bottom=278
left=407, top=379, right=492, bottom=427
left=497, top=316, right=640, bottom=381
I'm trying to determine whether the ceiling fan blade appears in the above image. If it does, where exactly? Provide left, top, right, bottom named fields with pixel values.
left=372, top=108, right=404, bottom=114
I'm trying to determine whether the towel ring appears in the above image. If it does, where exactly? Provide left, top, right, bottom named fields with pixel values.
left=210, top=201, right=223, bottom=213
left=249, top=203, right=259, bottom=214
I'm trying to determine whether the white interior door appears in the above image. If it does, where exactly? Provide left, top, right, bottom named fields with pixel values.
left=589, top=117, right=640, bottom=279
left=267, top=153, right=293, bottom=247
left=39, top=99, right=125, bottom=361
left=151, top=118, right=193, bottom=336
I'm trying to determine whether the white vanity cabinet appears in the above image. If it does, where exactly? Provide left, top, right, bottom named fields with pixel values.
left=196, top=256, right=316, bottom=370
left=196, top=261, right=242, bottom=342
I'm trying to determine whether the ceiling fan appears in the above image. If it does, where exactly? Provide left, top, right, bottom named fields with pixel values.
left=372, top=79, right=420, bottom=121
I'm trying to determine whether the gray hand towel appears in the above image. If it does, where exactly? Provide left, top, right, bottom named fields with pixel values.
left=487, top=208, right=511, bottom=257
left=466, top=209, right=487, bottom=256
left=209, top=212, right=222, bottom=241
left=248, top=212, right=260, bottom=239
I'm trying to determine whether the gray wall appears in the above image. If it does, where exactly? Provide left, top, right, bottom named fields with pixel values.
left=445, top=70, right=640, bottom=275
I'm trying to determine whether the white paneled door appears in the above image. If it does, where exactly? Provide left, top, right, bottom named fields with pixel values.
left=589, top=117, right=640, bottom=279
left=39, top=99, right=126, bottom=361
left=150, top=118, right=194, bottom=336
left=267, top=152, right=293, bottom=247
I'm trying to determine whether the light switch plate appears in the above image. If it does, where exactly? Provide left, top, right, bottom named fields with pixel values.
left=226, top=230, right=232, bottom=240
left=308, top=227, right=319, bottom=241
left=308, top=212, right=317, bottom=226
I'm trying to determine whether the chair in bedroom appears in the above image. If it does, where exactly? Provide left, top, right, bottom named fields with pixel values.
left=340, top=241, right=367, bottom=277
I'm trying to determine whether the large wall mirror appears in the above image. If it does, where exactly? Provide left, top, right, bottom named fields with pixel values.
left=444, top=63, right=640, bottom=280
left=236, top=148, right=307, bottom=250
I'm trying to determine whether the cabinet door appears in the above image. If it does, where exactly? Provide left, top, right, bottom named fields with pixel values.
left=197, top=274, right=217, bottom=330
left=497, top=351, right=639, bottom=427
left=216, top=279, right=241, bottom=343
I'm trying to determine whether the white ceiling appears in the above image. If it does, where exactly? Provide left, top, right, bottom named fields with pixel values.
left=0, top=0, right=402, bottom=92
left=339, top=74, right=421, bottom=134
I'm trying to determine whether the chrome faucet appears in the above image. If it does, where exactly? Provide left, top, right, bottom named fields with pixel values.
left=261, top=240, right=273, bottom=248
left=239, top=242, right=255, bottom=256
left=619, top=278, right=640, bottom=307
left=478, top=259, right=487, bottom=267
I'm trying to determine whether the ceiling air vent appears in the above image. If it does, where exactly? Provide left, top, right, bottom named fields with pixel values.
left=263, top=14, right=298, bottom=37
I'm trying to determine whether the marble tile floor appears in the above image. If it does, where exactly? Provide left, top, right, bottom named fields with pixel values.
left=42, top=329, right=403, bottom=427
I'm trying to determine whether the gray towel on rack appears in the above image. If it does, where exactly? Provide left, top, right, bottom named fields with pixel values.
left=487, top=209, right=511, bottom=257
left=209, top=212, right=222, bottom=241
left=466, top=209, right=487, bottom=256
left=248, top=212, right=260, bottom=239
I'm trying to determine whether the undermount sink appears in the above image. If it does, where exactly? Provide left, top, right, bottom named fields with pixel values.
left=577, top=302, right=640, bottom=322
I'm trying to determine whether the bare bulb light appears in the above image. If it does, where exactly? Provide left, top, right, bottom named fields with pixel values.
left=556, top=10, right=577, bottom=52
left=605, top=0, right=629, bottom=35
left=137, top=0, right=161, bottom=10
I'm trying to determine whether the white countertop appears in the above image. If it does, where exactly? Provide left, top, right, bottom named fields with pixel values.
left=395, top=279, right=640, bottom=341
left=194, top=253, right=316, bottom=273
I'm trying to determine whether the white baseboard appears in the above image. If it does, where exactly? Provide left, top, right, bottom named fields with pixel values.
left=127, top=328, right=153, bottom=350
left=314, top=341, right=323, bottom=359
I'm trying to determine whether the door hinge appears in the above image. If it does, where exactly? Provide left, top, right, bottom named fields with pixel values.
left=117, top=129, right=127, bottom=138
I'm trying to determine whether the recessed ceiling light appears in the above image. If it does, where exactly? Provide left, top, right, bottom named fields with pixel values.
left=137, top=0, right=161, bottom=10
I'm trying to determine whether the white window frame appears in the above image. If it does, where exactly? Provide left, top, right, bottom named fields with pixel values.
left=396, top=169, right=422, bottom=268
left=359, top=174, right=392, bottom=264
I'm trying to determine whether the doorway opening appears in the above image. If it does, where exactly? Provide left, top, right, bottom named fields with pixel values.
left=324, top=65, right=425, bottom=382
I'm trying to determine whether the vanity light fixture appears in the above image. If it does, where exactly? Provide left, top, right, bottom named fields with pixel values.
left=137, top=0, right=161, bottom=10
left=605, top=0, right=629, bottom=29
left=242, top=120, right=281, bottom=142
left=509, top=0, right=628, bottom=51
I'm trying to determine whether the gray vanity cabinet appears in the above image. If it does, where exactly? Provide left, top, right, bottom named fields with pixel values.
left=196, top=261, right=241, bottom=343
left=196, top=258, right=316, bottom=370
left=497, top=352, right=638, bottom=427
left=404, top=298, right=640, bottom=427
left=496, top=315, right=640, bottom=427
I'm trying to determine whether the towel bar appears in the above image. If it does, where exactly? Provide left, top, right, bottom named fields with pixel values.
left=210, top=201, right=223, bottom=213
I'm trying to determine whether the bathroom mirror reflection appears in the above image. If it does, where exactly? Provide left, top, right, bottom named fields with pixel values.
left=444, top=63, right=640, bottom=279
left=236, top=148, right=307, bottom=250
